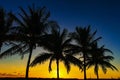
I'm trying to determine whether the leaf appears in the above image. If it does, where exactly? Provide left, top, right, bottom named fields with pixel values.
left=30, top=53, right=53, bottom=67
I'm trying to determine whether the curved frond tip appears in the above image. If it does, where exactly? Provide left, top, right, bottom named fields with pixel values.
left=30, top=53, right=53, bottom=67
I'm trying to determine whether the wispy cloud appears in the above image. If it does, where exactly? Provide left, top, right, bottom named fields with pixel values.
left=0, top=72, right=24, bottom=77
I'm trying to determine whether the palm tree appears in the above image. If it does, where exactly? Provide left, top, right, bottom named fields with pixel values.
left=69, top=26, right=102, bottom=80
left=86, top=42, right=118, bottom=79
left=0, top=7, right=26, bottom=62
left=0, top=7, right=14, bottom=51
left=30, top=27, right=82, bottom=79
left=12, top=5, right=52, bottom=79
left=0, top=5, right=54, bottom=79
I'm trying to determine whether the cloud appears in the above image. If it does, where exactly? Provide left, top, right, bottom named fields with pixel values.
left=0, top=72, right=24, bottom=77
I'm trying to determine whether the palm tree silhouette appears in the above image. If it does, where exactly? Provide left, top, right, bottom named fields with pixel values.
left=0, top=7, right=14, bottom=51
left=30, top=27, right=82, bottom=79
left=0, top=5, right=52, bottom=79
left=86, top=42, right=118, bottom=79
left=69, top=26, right=101, bottom=80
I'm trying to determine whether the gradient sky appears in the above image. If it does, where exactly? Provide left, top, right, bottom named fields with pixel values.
left=0, top=0, right=120, bottom=79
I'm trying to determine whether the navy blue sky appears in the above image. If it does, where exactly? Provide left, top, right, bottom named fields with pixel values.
left=0, top=0, right=120, bottom=65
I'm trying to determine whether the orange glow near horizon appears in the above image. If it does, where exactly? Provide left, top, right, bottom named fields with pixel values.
left=0, top=51, right=120, bottom=79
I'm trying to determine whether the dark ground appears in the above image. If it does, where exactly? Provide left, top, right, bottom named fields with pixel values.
left=0, top=78, right=120, bottom=80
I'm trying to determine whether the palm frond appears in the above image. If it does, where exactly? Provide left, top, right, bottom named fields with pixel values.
left=92, top=30, right=97, bottom=38
left=48, top=55, right=55, bottom=72
left=39, top=6, right=46, bottom=17
left=101, top=65, right=107, bottom=74
left=91, top=37, right=102, bottom=44
left=103, top=61, right=118, bottom=71
left=47, top=21, right=60, bottom=31
left=16, top=44, right=30, bottom=59
left=64, top=45, right=82, bottom=55
left=103, top=55, right=114, bottom=61
left=6, top=12, right=14, bottom=28
left=86, top=25, right=91, bottom=33
left=62, top=38, right=72, bottom=49
left=20, top=48, right=30, bottom=59
left=0, top=43, right=22, bottom=59
left=28, top=5, right=34, bottom=17
left=109, top=64, right=118, bottom=71
left=30, top=53, right=53, bottom=67
left=99, top=61, right=118, bottom=74
left=18, top=13, right=28, bottom=26
left=86, top=61, right=94, bottom=69
left=61, top=56, right=70, bottom=73
left=65, top=54, right=82, bottom=69
left=89, top=30, right=97, bottom=41
left=10, top=13, right=25, bottom=28
left=41, top=7, right=50, bottom=23
left=103, top=48, right=113, bottom=54
left=61, top=29, right=68, bottom=42
left=19, top=7, right=29, bottom=19
left=42, top=10, right=50, bottom=23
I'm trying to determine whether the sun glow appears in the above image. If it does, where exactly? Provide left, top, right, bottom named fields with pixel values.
left=0, top=54, right=120, bottom=79
left=50, top=69, right=67, bottom=78
left=49, top=61, right=69, bottom=78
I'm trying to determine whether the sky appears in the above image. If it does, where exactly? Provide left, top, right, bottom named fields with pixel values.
left=0, top=0, right=120, bottom=79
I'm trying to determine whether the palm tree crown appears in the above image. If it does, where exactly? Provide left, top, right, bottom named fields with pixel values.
left=0, top=7, right=14, bottom=51
left=69, top=26, right=102, bottom=80
left=30, top=27, right=82, bottom=79
left=12, top=5, right=51, bottom=79
left=0, top=5, right=52, bottom=79
left=86, top=42, right=118, bottom=79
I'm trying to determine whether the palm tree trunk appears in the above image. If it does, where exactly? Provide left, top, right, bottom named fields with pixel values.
left=96, top=70, right=99, bottom=79
left=84, top=63, right=86, bottom=80
left=83, top=52, right=86, bottom=80
left=56, top=59, right=59, bottom=79
left=25, top=45, right=33, bottom=79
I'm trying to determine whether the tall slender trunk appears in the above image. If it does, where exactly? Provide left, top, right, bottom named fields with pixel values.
left=56, top=59, right=59, bottom=79
left=25, top=45, right=33, bottom=79
left=83, top=52, right=86, bottom=80
left=96, top=70, right=99, bottom=79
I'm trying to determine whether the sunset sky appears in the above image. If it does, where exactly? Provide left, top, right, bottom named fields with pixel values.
left=0, top=0, right=120, bottom=79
